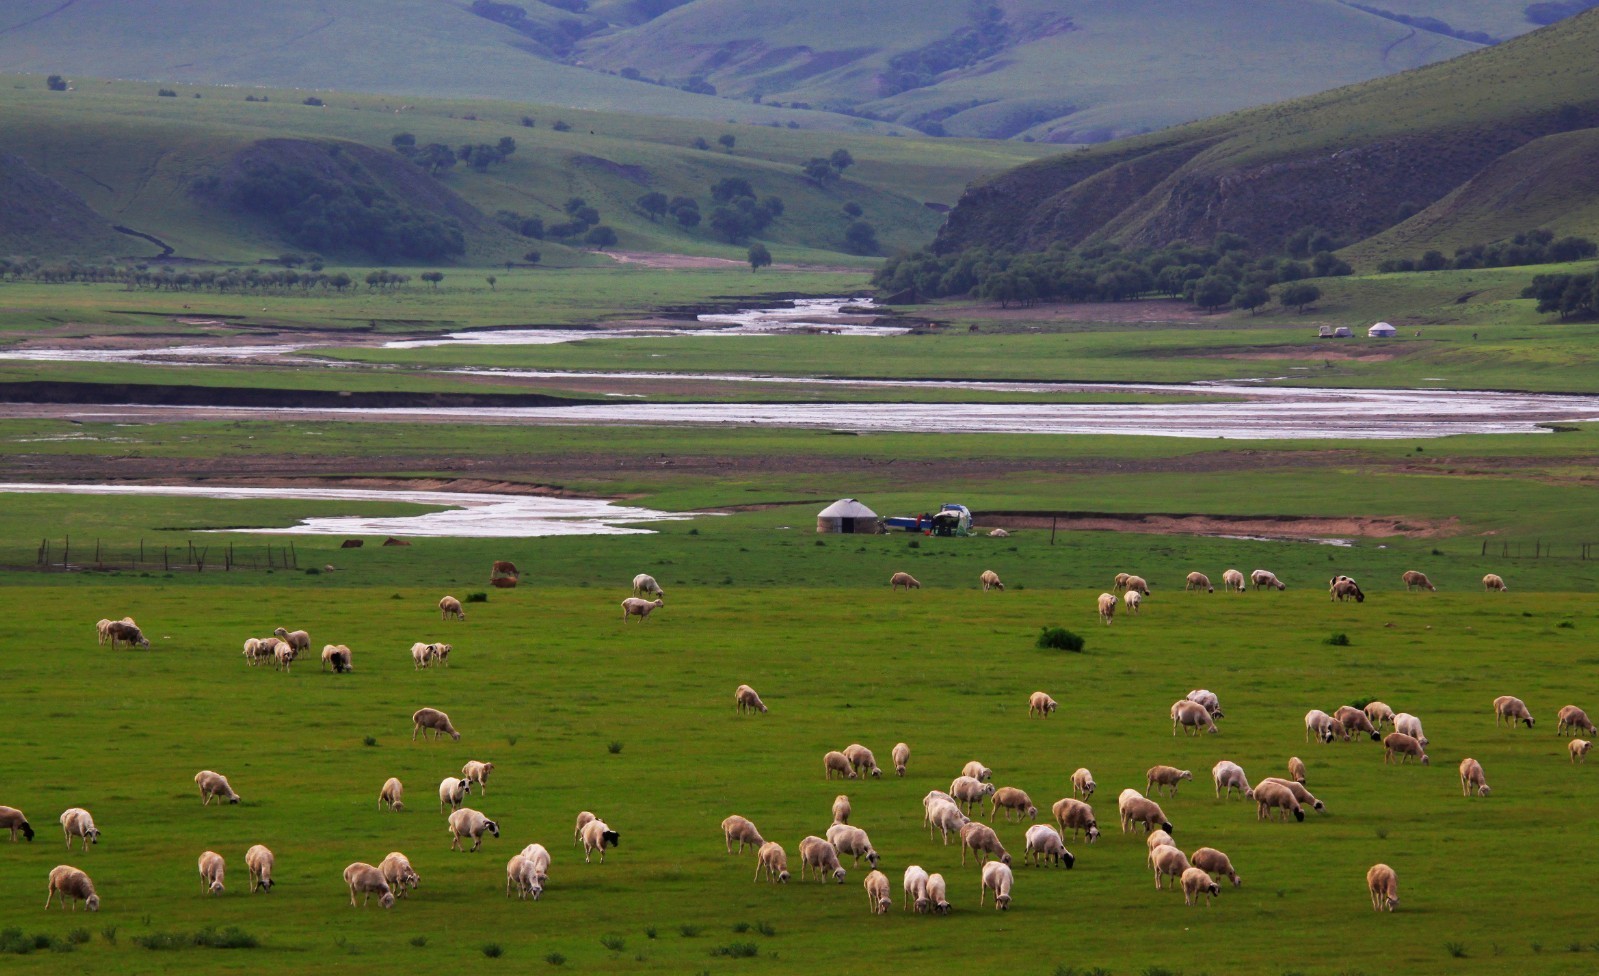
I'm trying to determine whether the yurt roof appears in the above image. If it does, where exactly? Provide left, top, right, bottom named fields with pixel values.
left=818, top=498, right=877, bottom=518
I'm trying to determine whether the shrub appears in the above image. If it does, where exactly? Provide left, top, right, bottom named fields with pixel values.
left=1324, top=632, right=1351, bottom=646
left=483, top=944, right=503, bottom=958
left=411, top=936, right=429, bottom=947
left=711, top=943, right=759, bottom=958
left=754, top=921, right=776, bottom=937
left=546, top=952, right=566, bottom=965
left=644, top=926, right=657, bottom=940
left=67, top=929, right=90, bottom=945
left=362, top=735, right=377, bottom=747
left=1037, top=627, right=1084, bottom=652
left=679, top=925, right=702, bottom=938
left=1445, top=942, right=1467, bottom=958
left=731, top=922, right=750, bottom=934
left=600, top=936, right=625, bottom=952
left=100, top=927, right=117, bottom=945
left=608, top=741, right=623, bottom=754
left=465, top=592, right=488, bottom=603
left=194, top=927, right=259, bottom=949
left=303, top=96, right=324, bottom=106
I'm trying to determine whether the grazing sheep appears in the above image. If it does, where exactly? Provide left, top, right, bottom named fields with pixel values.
left=1146, top=766, right=1193, bottom=797
left=1145, top=830, right=1175, bottom=864
left=926, top=872, right=951, bottom=914
left=1051, top=797, right=1100, bottom=843
left=1029, top=691, right=1058, bottom=718
left=961, top=761, right=993, bottom=782
left=798, top=835, right=846, bottom=883
left=1331, top=578, right=1365, bottom=602
left=1364, top=701, right=1397, bottom=731
left=439, top=777, right=472, bottom=813
left=980, top=570, right=1004, bottom=591
left=892, top=742, right=910, bottom=777
left=620, top=597, right=664, bottom=622
left=273, top=641, right=298, bottom=671
left=950, top=776, right=996, bottom=815
left=1212, top=761, right=1254, bottom=800
left=734, top=684, right=768, bottom=714
left=1459, top=758, right=1491, bottom=797
left=1186, top=689, right=1224, bottom=719
left=1222, top=569, right=1246, bottom=592
left=106, top=620, right=150, bottom=649
left=864, top=869, right=892, bottom=914
left=1186, top=572, right=1214, bottom=593
left=1190, top=847, right=1241, bottom=887
left=631, top=573, right=664, bottom=600
left=379, top=777, right=404, bottom=812
left=579, top=818, right=619, bottom=863
left=379, top=851, right=420, bottom=898
left=903, top=865, right=931, bottom=912
left=1114, top=572, right=1131, bottom=591
left=980, top=860, right=1014, bottom=910
left=1334, top=706, right=1382, bottom=741
left=439, top=595, right=466, bottom=620
left=45, top=865, right=98, bottom=911
left=448, top=807, right=501, bottom=853
left=520, top=843, right=551, bottom=885
left=1288, top=756, right=1307, bottom=785
left=1483, top=573, right=1507, bottom=591
left=245, top=844, right=274, bottom=893
left=195, top=770, right=241, bottom=805
left=1124, top=575, right=1151, bottom=596
left=721, top=815, right=766, bottom=855
left=1383, top=732, right=1429, bottom=766
left=959, top=821, right=1010, bottom=866
left=506, top=854, right=538, bottom=900
left=1151, top=845, right=1191, bottom=890
left=1251, top=569, right=1286, bottom=591
left=1260, top=778, right=1325, bottom=812
left=1394, top=712, right=1429, bottom=746
left=1097, top=592, right=1117, bottom=625
left=1558, top=705, right=1596, bottom=738
left=1118, top=788, right=1174, bottom=836
left=755, top=841, right=790, bottom=883
left=410, top=642, right=436, bottom=669
left=343, top=862, right=395, bottom=908
left=1071, top=767, right=1096, bottom=799
left=1182, top=866, right=1221, bottom=905
left=273, top=627, right=310, bottom=654
left=412, top=707, right=460, bottom=742
left=242, top=637, right=273, bottom=666
left=320, top=643, right=353, bottom=673
left=990, top=786, right=1038, bottom=822
left=926, top=799, right=971, bottom=845
left=832, top=794, right=851, bottom=825
left=1367, top=863, right=1398, bottom=912
left=0, top=805, right=34, bottom=842
left=461, top=760, right=494, bottom=795
left=1254, top=780, right=1305, bottom=821
left=59, top=808, right=99, bottom=851
left=1493, top=695, right=1535, bottom=729
left=890, top=571, right=921, bottom=590
left=573, top=811, right=596, bottom=846
left=95, top=618, right=114, bottom=645
left=824, top=750, right=857, bottom=780
left=826, top=823, right=880, bottom=869
left=1024, top=824, right=1074, bottom=868
left=198, top=850, right=225, bottom=895
left=1305, top=709, right=1348, bottom=744
left=1570, top=739, right=1592, bottom=764
left=1126, top=589, right=1143, bottom=615
left=1402, top=570, right=1436, bottom=591
left=1172, top=699, right=1218, bottom=736
left=844, top=744, right=883, bottom=779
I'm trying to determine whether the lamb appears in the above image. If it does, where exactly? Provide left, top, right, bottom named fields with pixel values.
left=1367, top=863, right=1398, bottom=912
left=989, top=786, right=1038, bottom=822
left=1124, top=575, right=1150, bottom=595
left=1146, top=766, right=1193, bottom=797
left=980, top=861, right=1014, bottom=910
left=1260, top=777, right=1325, bottom=812
left=1097, top=592, right=1117, bottom=625
left=506, top=854, right=539, bottom=900
left=863, top=869, right=892, bottom=914
left=45, top=865, right=99, bottom=911
left=1251, top=569, right=1286, bottom=591
left=59, top=808, right=100, bottom=851
left=95, top=618, right=115, bottom=645
left=903, top=865, right=931, bottom=913
left=1382, top=732, right=1429, bottom=766
left=461, top=760, right=494, bottom=795
left=320, top=643, right=353, bottom=673
left=343, top=862, right=395, bottom=908
left=1028, top=691, right=1058, bottom=717
left=959, top=821, right=1011, bottom=866
left=448, top=807, right=501, bottom=853
left=755, top=841, right=790, bottom=883
left=1023, top=824, right=1074, bottom=868
left=950, top=776, right=996, bottom=814
left=1151, top=845, right=1191, bottom=890
left=1190, top=846, right=1241, bottom=887
left=379, top=851, right=420, bottom=898
left=410, top=642, right=436, bottom=669
left=1182, top=866, right=1221, bottom=905
left=1186, top=689, right=1224, bottom=718
left=519, top=843, right=551, bottom=890
left=1051, top=797, right=1100, bottom=843
left=1334, top=705, right=1382, bottom=741
left=1288, top=756, right=1307, bottom=785
left=926, top=872, right=951, bottom=914
left=1364, top=701, right=1397, bottom=731
left=242, top=637, right=274, bottom=667
left=1402, top=570, right=1436, bottom=591
left=573, top=811, right=596, bottom=845
left=1222, top=569, right=1246, bottom=592
left=1304, top=709, right=1348, bottom=744
left=980, top=570, right=1004, bottom=591
left=0, top=805, right=34, bottom=842
left=631, top=573, right=665, bottom=600
left=195, top=770, right=241, bottom=805
left=198, top=850, right=225, bottom=895
left=1126, top=590, right=1142, bottom=614
left=1571, top=739, right=1592, bottom=764
left=1557, top=705, right=1597, bottom=738
left=432, top=642, right=453, bottom=666
left=889, top=571, right=921, bottom=590
left=379, top=777, right=404, bottom=812
left=1186, top=572, right=1214, bottom=593
left=620, top=597, right=664, bottom=621
left=961, top=761, right=993, bottom=782
left=829, top=795, right=852, bottom=827
left=439, top=595, right=466, bottom=620
left=1253, top=780, right=1305, bottom=821
left=1331, top=578, right=1365, bottom=602
left=273, top=627, right=310, bottom=653
left=1071, top=767, right=1096, bottom=799
left=1118, top=788, right=1174, bottom=835
left=721, top=815, right=766, bottom=854
left=892, top=742, right=910, bottom=777
left=826, top=823, right=880, bottom=869
left=926, top=799, right=971, bottom=845
left=798, top=835, right=846, bottom=883
left=844, top=743, right=883, bottom=778
left=1459, top=758, right=1491, bottom=797
left=1172, top=699, right=1218, bottom=736
left=734, top=684, right=768, bottom=714
left=439, top=776, right=472, bottom=813
left=1493, top=695, right=1535, bottom=729
left=824, top=750, right=857, bottom=780
left=1114, top=572, right=1131, bottom=591
left=1394, top=712, right=1429, bottom=745
left=273, top=641, right=297, bottom=672
left=579, top=818, right=619, bottom=863
left=105, top=620, right=150, bottom=649
left=1483, top=573, right=1507, bottom=591
left=412, top=707, right=460, bottom=742
left=243, top=844, right=275, bottom=889
left=1212, top=761, right=1254, bottom=800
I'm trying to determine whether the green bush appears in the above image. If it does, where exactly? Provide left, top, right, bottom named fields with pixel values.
left=1324, top=632, right=1351, bottom=646
left=1037, top=627, right=1084, bottom=652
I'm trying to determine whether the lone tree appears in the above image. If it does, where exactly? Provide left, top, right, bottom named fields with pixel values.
left=636, top=191, right=669, bottom=222
left=584, top=225, right=619, bottom=250
left=718, top=133, right=736, bottom=152
left=421, top=271, right=444, bottom=290
left=1281, top=282, right=1321, bottom=313
left=485, top=275, right=497, bottom=291
left=829, top=148, right=854, bottom=173
left=803, top=157, right=839, bottom=183
left=747, top=243, right=772, bottom=271
left=46, top=75, right=67, bottom=91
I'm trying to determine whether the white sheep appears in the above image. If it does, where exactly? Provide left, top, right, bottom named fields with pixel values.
left=890, top=571, right=921, bottom=590
left=980, top=570, right=1004, bottom=591
left=1186, top=689, right=1223, bottom=718
left=620, top=597, right=664, bottom=622
left=1124, top=575, right=1150, bottom=595
left=735, top=684, right=768, bottom=714
left=1190, top=846, right=1241, bottom=887
left=1212, top=760, right=1254, bottom=800
left=1570, top=739, right=1592, bottom=764
left=439, top=776, right=472, bottom=813
left=520, top=843, right=551, bottom=887
left=1260, top=777, right=1325, bottom=812
left=1118, top=788, right=1173, bottom=835
left=1402, top=570, right=1436, bottom=591
left=926, top=799, right=970, bottom=845
left=379, top=777, right=404, bottom=812
left=573, top=811, right=596, bottom=846
left=1383, top=732, right=1429, bottom=766
left=1288, top=756, right=1307, bottom=784
left=961, top=760, right=993, bottom=782
left=1146, top=766, right=1193, bottom=797
left=1114, top=572, right=1131, bottom=591
left=857, top=869, right=888, bottom=915
left=412, top=707, right=460, bottom=742
left=1145, top=830, right=1175, bottom=863
left=892, top=742, right=910, bottom=777
left=1023, top=824, right=1074, bottom=868
left=242, top=637, right=272, bottom=667
left=1051, top=797, right=1100, bottom=843
left=273, top=641, right=297, bottom=672
left=826, top=823, right=880, bottom=869
left=1394, top=712, right=1428, bottom=746
left=824, top=750, right=857, bottom=780
left=832, top=795, right=851, bottom=825
left=198, top=850, right=225, bottom=895
left=632, top=573, right=665, bottom=600
left=448, top=807, right=500, bottom=853
left=195, top=770, right=241, bottom=805
left=1028, top=691, right=1058, bottom=717
left=903, top=864, right=931, bottom=912
left=1493, top=695, right=1535, bottom=729
left=980, top=860, right=1014, bottom=910
left=343, top=862, right=395, bottom=908
left=1557, top=705, right=1596, bottom=738
left=1304, top=709, right=1348, bottom=743
left=990, top=786, right=1038, bottom=822
left=59, top=808, right=100, bottom=851
left=844, top=743, right=883, bottom=778
left=1071, top=767, right=1096, bottom=799
left=506, top=854, right=539, bottom=900
left=950, top=775, right=996, bottom=814
left=1254, top=780, right=1305, bottom=821
left=1126, top=589, right=1142, bottom=614
left=1459, top=758, right=1491, bottom=797
left=1364, top=701, right=1396, bottom=730
left=1171, top=699, right=1218, bottom=736
left=798, top=835, right=846, bottom=883
left=959, top=821, right=1011, bottom=866
left=411, top=642, right=438, bottom=670
left=579, top=818, right=619, bottom=863
left=721, top=815, right=765, bottom=854
left=1182, top=866, right=1221, bottom=906
left=245, top=845, right=274, bottom=893
left=439, top=595, right=466, bottom=620
left=1221, top=569, right=1246, bottom=592
left=1367, top=863, right=1398, bottom=911
left=1333, top=705, right=1382, bottom=741
left=926, top=872, right=951, bottom=914
left=273, top=627, right=310, bottom=654
left=1251, top=569, right=1286, bottom=591
left=379, top=851, right=420, bottom=898
left=1151, top=845, right=1190, bottom=890
left=461, top=760, right=494, bottom=795
left=45, top=864, right=99, bottom=911
left=1097, top=592, right=1117, bottom=625
left=0, top=805, right=35, bottom=842
left=320, top=643, right=353, bottom=672
left=1185, top=572, right=1214, bottom=593
left=755, top=841, right=790, bottom=883
left=1483, top=573, right=1507, bottom=591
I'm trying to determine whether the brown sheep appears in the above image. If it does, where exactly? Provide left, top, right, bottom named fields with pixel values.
left=1401, top=570, right=1436, bottom=591
left=1334, top=705, right=1382, bottom=741
left=1028, top=691, right=1058, bottom=717
left=1051, top=796, right=1100, bottom=843
left=1483, top=573, right=1507, bottom=591
left=1190, top=847, right=1241, bottom=887
left=0, top=805, right=35, bottom=842
left=1367, top=863, right=1398, bottom=911
left=439, top=595, right=467, bottom=620
left=1493, top=695, right=1535, bottom=729
left=412, top=707, right=460, bottom=742
left=1185, top=572, right=1214, bottom=593
left=1557, top=705, right=1596, bottom=738
left=1383, top=732, right=1429, bottom=766
left=890, top=571, right=921, bottom=590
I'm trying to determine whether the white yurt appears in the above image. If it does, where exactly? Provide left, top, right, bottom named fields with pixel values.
left=816, top=498, right=879, bottom=534
left=1368, top=322, right=1397, bottom=338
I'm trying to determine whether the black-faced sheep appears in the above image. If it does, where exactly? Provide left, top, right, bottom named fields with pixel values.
left=926, top=872, right=951, bottom=914
left=320, top=643, right=353, bottom=672
left=843, top=743, right=883, bottom=778
left=1182, top=866, right=1221, bottom=905
left=1051, top=796, right=1100, bottom=843
left=448, top=807, right=500, bottom=853
left=1023, top=824, right=1074, bottom=868
left=1334, top=705, right=1382, bottom=741
left=959, top=821, right=1010, bottom=866
left=1493, top=695, right=1535, bottom=729
left=0, top=805, right=34, bottom=842
left=439, top=776, right=472, bottom=813
left=1071, top=767, right=1096, bottom=799
left=826, top=823, right=880, bottom=869
left=1253, top=780, right=1305, bottom=821
left=1119, top=788, right=1174, bottom=836
left=1185, top=572, right=1214, bottom=593
left=1260, top=777, right=1325, bottom=812
left=1221, top=569, right=1245, bottom=592
left=579, top=818, right=619, bottom=863
left=1304, top=709, right=1347, bottom=744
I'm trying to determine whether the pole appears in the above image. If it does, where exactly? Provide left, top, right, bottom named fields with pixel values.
left=1050, top=518, right=1057, bottom=546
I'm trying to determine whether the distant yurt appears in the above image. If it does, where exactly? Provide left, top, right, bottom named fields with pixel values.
left=817, top=498, right=880, bottom=534
left=1368, top=322, right=1397, bottom=338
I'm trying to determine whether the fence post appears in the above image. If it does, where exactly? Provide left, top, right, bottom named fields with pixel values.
left=289, top=541, right=297, bottom=569
left=63, top=535, right=69, bottom=569
left=163, top=546, right=169, bottom=571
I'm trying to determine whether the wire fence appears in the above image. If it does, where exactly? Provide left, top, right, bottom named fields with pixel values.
left=28, top=537, right=301, bottom=573
left=1480, top=539, right=1599, bottom=559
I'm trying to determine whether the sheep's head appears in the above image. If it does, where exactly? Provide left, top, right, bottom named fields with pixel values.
left=529, top=881, right=543, bottom=901
left=1085, top=824, right=1100, bottom=843
left=379, top=892, right=395, bottom=909
left=777, top=870, right=790, bottom=884
left=1062, top=851, right=1076, bottom=870
left=392, top=800, right=404, bottom=812
left=602, top=830, right=619, bottom=848
left=1478, top=784, right=1492, bottom=797
left=1419, top=754, right=1430, bottom=766
left=1027, top=806, right=1038, bottom=821
left=1293, top=809, right=1305, bottom=822
left=228, top=793, right=240, bottom=804
left=1244, top=788, right=1256, bottom=800
left=1161, top=821, right=1174, bottom=835
left=21, top=823, right=34, bottom=842
left=999, top=852, right=1012, bottom=865
left=1312, top=800, right=1326, bottom=812
left=1179, top=770, right=1193, bottom=781
left=995, top=892, right=1011, bottom=911
left=1206, top=881, right=1221, bottom=897
left=866, top=850, right=880, bottom=869
left=1368, top=731, right=1381, bottom=741
left=449, top=731, right=462, bottom=741
left=832, top=867, right=846, bottom=884
left=209, top=880, right=224, bottom=895
left=88, top=828, right=100, bottom=843
left=485, top=821, right=500, bottom=838
left=85, top=894, right=100, bottom=912
left=1523, top=717, right=1535, bottom=728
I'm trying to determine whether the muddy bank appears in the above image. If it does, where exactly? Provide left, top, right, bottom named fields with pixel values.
left=981, top=511, right=1460, bottom=540
left=0, top=382, right=603, bottom=410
